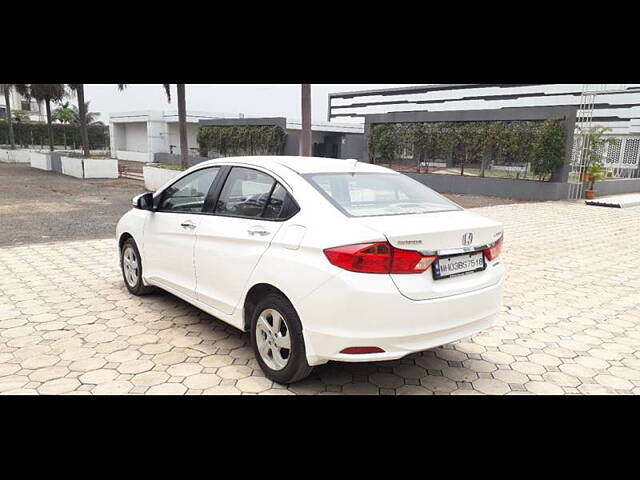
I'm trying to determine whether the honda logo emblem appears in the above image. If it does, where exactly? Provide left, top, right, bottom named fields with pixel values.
left=462, top=233, right=473, bottom=246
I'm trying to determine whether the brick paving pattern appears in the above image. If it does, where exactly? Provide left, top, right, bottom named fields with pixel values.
left=1, top=201, right=639, bottom=395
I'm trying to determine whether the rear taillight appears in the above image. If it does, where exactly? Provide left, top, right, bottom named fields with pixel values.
left=324, top=242, right=436, bottom=274
left=484, top=235, right=503, bottom=261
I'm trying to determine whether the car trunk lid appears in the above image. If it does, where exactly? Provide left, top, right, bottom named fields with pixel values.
left=354, top=210, right=504, bottom=300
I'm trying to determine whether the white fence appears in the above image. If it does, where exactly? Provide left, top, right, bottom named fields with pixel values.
left=0, top=148, right=35, bottom=163
left=60, top=157, right=119, bottom=179
left=143, top=165, right=181, bottom=191
left=571, top=135, right=640, bottom=179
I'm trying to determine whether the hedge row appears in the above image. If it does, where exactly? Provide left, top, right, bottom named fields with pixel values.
left=0, top=120, right=110, bottom=149
left=369, top=119, right=566, bottom=181
left=198, top=126, right=287, bottom=157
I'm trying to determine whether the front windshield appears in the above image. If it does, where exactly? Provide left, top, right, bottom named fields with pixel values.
left=305, top=172, right=461, bottom=217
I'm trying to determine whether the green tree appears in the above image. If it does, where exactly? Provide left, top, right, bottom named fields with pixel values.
left=530, top=119, right=565, bottom=181
left=53, top=102, right=74, bottom=148
left=21, top=84, right=66, bottom=151
left=53, top=102, right=74, bottom=124
left=12, top=109, right=30, bottom=123
left=369, top=124, right=401, bottom=164
left=578, top=126, right=615, bottom=171
left=69, top=102, right=101, bottom=126
left=1, top=84, right=29, bottom=149
left=450, top=122, right=492, bottom=176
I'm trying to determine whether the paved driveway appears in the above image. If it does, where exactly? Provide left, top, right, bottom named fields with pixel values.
left=1, top=201, right=640, bottom=395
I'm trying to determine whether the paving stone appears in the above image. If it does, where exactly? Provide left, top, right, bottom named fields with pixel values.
left=203, top=385, right=242, bottom=395
left=493, top=369, right=529, bottom=385
left=21, top=355, right=59, bottom=370
left=463, top=359, right=498, bottom=373
left=131, top=371, right=170, bottom=387
left=217, top=365, right=253, bottom=380
left=117, top=360, right=154, bottom=375
left=608, top=366, right=640, bottom=381
left=166, top=363, right=203, bottom=377
left=38, top=378, right=81, bottom=394
left=93, top=381, right=134, bottom=395
left=184, top=373, right=222, bottom=390
left=29, top=366, right=69, bottom=382
left=106, top=350, right=141, bottom=363
left=511, top=361, right=546, bottom=376
left=473, top=378, right=510, bottom=395
left=442, top=367, right=478, bottom=382
left=235, top=376, right=272, bottom=393
left=369, top=373, right=404, bottom=389
left=341, top=383, right=379, bottom=395
left=525, top=381, right=565, bottom=395
left=154, top=351, right=188, bottom=366
left=146, top=383, right=187, bottom=395
left=0, top=376, right=30, bottom=393
left=79, top=369, right=119, bottom=384
left=396, top=385, right=432, bottom=395
left=200, top=355, right=234, bottom=368
left=420, top=375, right=457, bottom=393
left=542, top=372, right=581, bottom=388
left=594, top=374, right=634, bottom=391
left=69, top=358, right=107, bottom=372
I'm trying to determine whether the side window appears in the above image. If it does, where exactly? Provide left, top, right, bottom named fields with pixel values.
left=158, top=167, right=220, bottom=213
left=263, top=184, right=300, bottom=220
left=215, top=167, right=275, bottom=218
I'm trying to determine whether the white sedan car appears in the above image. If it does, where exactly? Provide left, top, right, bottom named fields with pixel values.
left=117, top=156, right=504, bottom=384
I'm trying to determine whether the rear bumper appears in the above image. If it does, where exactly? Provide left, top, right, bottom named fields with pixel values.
left=298, top=272, right=503, bottom=366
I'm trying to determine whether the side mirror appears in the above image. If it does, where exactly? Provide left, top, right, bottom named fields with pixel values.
left=132, top=192, right=155, bottom=211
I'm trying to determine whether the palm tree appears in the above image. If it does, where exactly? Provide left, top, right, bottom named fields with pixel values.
left=53, top=102, right=74, bottom=149
left=70, top=102, right=102, bottom=126
left=22, top=84, right=66, bottom=151
left=1, top=84, right=28, bottom=150
left=67, top=84, right=90, bottom=157
left=118, top=84, right=189, bottom=169
left=300, top=84, right=312, bottom=157
left=176, top=84, right=188, bottom=169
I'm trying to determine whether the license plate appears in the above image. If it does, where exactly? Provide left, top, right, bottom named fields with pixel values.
left=433, top=252, right=486, bottom=280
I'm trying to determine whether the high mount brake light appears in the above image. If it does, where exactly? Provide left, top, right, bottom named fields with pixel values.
left=324, top=242, right=436, bottom=274
left=484, top=235, right=503, bottom=261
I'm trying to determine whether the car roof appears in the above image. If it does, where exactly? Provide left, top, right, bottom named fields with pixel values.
left=198, top=156, right=392, bottom=175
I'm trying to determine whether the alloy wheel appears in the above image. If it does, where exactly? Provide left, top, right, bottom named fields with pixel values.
left=255, top=308, right=291, bottom=371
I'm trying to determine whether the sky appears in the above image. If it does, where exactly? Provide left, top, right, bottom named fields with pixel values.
left=83, top=84, right=420, bottom=124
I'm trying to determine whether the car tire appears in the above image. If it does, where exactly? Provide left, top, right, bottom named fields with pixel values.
left=250, top=293, right=313, bottom=384
left=120, top=238, right=154, bottom=296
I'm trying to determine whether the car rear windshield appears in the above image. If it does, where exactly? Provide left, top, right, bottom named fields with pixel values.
left=304, top=172, right=461, bottom=217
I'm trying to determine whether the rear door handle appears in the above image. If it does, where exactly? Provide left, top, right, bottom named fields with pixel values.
left=181, top=220, right=197, bottom=230
left=248, top=226, right=271, bottom=237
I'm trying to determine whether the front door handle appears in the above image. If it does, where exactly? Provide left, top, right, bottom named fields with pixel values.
left=181, top=220, right=197, bottom=230
left=248, top=226, right=271, bottom=237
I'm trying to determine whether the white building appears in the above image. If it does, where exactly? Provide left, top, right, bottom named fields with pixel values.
left=329, top=84, right=640, bottom=174
left=0, top=85, right=47, bottom=123
left=109, top=110, right=242, bottom=163
left=328, top=84, right=640, bottom=137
